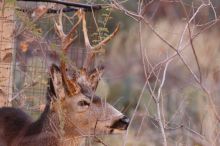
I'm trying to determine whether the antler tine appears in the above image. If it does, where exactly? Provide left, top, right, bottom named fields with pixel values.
left=55, top=9, right=83, bottom=52
left=92, top=25, right=120, bottom=50
left=80, top=10, right=92, bottom=69
left=62, top=11, right=82, bottom=51
left=81, top=10, right=92, bottom=50
left=54, top=9, right=66, bottom=41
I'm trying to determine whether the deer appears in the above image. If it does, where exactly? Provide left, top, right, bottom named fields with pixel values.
left=0, top=8, right=129, bottom=146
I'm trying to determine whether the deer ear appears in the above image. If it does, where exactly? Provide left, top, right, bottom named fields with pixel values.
left=49, top=64, right=66, bottom=100
left=60, top=61, right=81, bottom=96
left=89, top=66, right=104, bottom=91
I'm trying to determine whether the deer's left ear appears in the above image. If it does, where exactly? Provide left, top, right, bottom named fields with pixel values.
left=49, top=64, right=66, bottom=100
left=89, top=66, right=104, bottom=91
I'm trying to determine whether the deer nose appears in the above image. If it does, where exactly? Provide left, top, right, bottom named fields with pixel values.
left=120, top=116, right=130, bottom=125
left=110, top=116, right=130, bottom=130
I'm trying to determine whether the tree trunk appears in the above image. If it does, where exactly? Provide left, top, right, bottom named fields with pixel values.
left=0, top=0, right=15, bottom=106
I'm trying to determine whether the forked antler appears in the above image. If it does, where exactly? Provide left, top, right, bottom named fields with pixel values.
left=54, top=10, right=81, bottom=52
left=79, top=10, right=120, bottom=69
left=54, top=10, right=82, bottom=95
left=55, top=9, right=119, bottom=68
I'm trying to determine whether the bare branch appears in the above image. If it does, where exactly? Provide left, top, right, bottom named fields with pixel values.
left=16, top=0, right=102, bottom=11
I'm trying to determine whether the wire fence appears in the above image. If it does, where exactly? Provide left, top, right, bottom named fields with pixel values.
left=0, top=1, right=98, bottom=116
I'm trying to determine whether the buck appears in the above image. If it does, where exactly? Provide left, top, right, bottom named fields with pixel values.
left=0, top=63, right=129, bottom=146
left=0, top=7, right=129, bottom=146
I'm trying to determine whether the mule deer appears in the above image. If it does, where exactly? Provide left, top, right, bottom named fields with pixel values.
left=0, top=7, right=128, bottom=146
left=0, top=63, right=129, bottom=146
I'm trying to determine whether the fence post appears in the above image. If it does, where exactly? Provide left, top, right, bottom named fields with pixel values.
left=0, top=0, right=15, bottom=106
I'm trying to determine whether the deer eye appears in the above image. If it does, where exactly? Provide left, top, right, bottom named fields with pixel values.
left=77, top=100, right=90, bottom=107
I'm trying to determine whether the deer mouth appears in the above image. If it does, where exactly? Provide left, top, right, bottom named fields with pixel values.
left=106, top=116, right=130, bottom=134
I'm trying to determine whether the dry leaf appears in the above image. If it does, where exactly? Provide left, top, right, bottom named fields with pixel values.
left=20, top=41, right=29, bottom=52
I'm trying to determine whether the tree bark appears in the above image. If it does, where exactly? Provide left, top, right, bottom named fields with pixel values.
left=0, top=0, right=15, bottom=106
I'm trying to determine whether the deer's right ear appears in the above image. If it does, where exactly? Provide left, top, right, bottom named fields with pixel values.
left=49, top=64, right=66, bottom=100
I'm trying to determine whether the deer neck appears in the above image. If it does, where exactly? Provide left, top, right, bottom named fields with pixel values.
left=41, top=103, right=84, bottom=145
left=21, top=103, right=81, bottom=146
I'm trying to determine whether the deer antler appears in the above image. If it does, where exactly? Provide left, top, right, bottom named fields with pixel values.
left=55, top=9, right=119, bottom=68
left=78, top=10, right=120, bottom=69
left=54, top=9, right=119, bottom=95
left=54, top=9, right=81, bottom=52
left=54, top=9, right=82, bottom=95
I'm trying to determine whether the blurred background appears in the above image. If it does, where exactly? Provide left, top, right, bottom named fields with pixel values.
left=1, top=0, right=220, bottom=145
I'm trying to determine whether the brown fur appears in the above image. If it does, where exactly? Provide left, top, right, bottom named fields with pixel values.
left=0, top=64, right=129, bottom=146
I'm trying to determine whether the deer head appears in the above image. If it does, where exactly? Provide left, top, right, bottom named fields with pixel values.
left=48, top=9, right=129, bottom=137
left=48, top=64, right=129, bottom=137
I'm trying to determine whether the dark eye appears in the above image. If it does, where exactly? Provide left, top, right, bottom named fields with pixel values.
left=78, top=100, right=90, bottom=107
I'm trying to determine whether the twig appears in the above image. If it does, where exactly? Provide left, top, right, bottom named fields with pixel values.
left=112, top=0, right=220, bottom=123
left=180, top=0, right=202, bottom=83
left=94, top=136, right=108, bottom=146
left=9, top=81, right=38, bottom=102
left=155, top=60, right=171, bottom=146
left=16, top=7, right=79, bottom=14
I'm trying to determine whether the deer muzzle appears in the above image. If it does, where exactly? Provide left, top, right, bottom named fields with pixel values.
left=110, top=116, right=130, bottom=131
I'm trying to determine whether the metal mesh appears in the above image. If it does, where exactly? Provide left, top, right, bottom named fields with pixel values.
left=12, top=1, right=99, bottom=116
left=0, top=1, right=100, bottom=117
